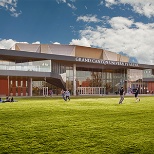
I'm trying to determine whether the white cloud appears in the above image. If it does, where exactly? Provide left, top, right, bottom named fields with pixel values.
left=105, top=0, right=154, bottom=18
left=56, top=0, right=76, bottom=10
left=32, top=41, right=40, bottom=44
left=109, top=17, right=134, bottom=29
left=105, top=0, right=117, bottom=7
left=72, top=17, right=154, bottom=65
left=0, top=39, right=61, bottom=50
left=77, top=15, right=100, bottom=23
left=70, top=37, right=91, bottom=47
left=67, top=3, right=76, bottom=10
left=56, top=0, right=66, bottom=4
left=0, top=39, right=17, bottom=49
left=0, top=0, right=21, bottom=17
left=53, top=42, right=60, bottom=44
left=0, top=39, right=42, bottom=49
left=99, top=0, right=104, bottom=5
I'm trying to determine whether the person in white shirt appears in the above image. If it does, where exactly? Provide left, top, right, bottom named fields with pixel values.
left=65, top=89, right=70, bottom=101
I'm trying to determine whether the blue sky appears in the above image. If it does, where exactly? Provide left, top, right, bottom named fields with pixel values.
left=0, top=0, right=154, bottom=65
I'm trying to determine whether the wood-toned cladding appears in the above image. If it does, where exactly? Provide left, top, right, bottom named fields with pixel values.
left=11, top=43, right=129, bottom=63
left=41, top=44, right=49, bottom=53
left=75, top=46, right=103, bottom=59
left=75, top=46, right=129, bottom=62
left=119, top=55, right=129, bottom=62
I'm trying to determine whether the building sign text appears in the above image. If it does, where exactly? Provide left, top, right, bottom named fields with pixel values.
left=75, top=57, right=139, bottom=67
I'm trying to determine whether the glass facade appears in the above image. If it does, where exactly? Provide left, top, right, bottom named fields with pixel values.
left=127, top=69, right=154, bottom=94
left=143, top=69, right=154, bottom=78
left=1, top=59, right=153, bottom=96
left=65, top=67, right=153, bottom=95
left=51, top=61, right=66, bottom=74
left=66, top=67, right=127, bottom=95
left=0, top=60, right=51, bottom=72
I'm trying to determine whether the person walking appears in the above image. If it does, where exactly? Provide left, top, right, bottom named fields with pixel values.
left=61, top=89, right=66, bottom=101
left=119, top=87, right=125, bottom=104
left=135, top=87, right=140, bottom=102
left=49, top=89, right=53, bottom=97
left=65, top=89, right=70, bottom=101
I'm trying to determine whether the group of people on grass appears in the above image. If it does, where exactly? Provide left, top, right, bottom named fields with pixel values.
left=0, top=87, right=141, bottom=104
left=119, top=87, right=140, bottom=104
left=61, top=89, right=70, bottom=101
left=0, top=96, right=14, bottom=103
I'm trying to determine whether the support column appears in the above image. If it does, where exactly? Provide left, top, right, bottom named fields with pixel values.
left=8, top=76, right=10, bottom=96
left=73, top=64, right=76, bottom=96
left=28, top=78, right=32, bottom=96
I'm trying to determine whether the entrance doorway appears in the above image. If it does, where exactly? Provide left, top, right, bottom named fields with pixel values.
left=43, top=87, right=48, bottom=96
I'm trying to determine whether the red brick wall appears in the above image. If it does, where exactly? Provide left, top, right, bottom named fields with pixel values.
left=148, top=82, right=154, bottom=93
left=0, top=78, right=8, bottom=96
left=0, top=77, right=28, bottom=96
left=12, top=87, right=16, bottom=96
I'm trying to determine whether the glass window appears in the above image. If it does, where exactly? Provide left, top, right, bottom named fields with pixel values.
left=16, top=81, right=18, bottom=87
left=21, top=81, right=23, bottom=87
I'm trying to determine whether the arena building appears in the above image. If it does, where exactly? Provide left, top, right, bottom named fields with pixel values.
left=0, top=43, right=154, bottom=96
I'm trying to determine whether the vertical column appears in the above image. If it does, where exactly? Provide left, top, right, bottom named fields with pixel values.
left=127, top=69, right=130, bottom=94
left=18, top=78, right=21, bottom=96
left=73, top=64, right=76, bottom=96
left=28, top=78, right=32, bottom=96
left=125, top=69, right=128, bottom=94
left=8, top=76, right=10, bottom=96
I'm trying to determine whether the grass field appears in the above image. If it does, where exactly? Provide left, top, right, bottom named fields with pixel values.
left=0, top=96, right=154, bottom=154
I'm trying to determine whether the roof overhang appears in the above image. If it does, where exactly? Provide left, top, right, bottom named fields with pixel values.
left=0, top=49, right=74, bottom=63
left=0, top=49, right=154, bottom=70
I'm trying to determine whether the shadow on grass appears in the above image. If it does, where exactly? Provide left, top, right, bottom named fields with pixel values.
left=119, top=146, right=141, bottom=154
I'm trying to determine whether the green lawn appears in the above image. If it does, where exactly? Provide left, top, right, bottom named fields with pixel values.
left=0, top=96, right=154, bottom=154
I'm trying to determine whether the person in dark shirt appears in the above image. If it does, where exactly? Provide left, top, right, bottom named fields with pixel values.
left=10, top=97, right=14, bottom=102
left=0, top=97, right=3, bottom=102
left=135, top=87, right=140, bottom=102
left=119, top=87, right=125, bottom=104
